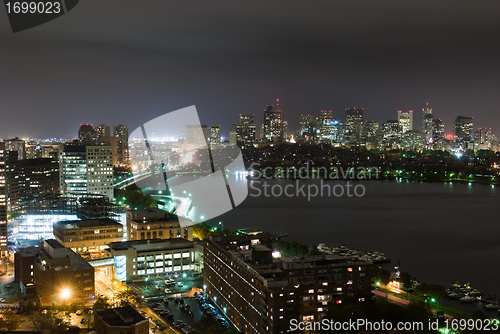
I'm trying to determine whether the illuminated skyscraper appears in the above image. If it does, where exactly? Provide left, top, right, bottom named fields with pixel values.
left=343, top=107, right=364, bottom=143
left=4, top=137, right=26, bottom=160
left=15, top=158, right=60, bottom=213
left=382, top=120, right=400, bottom=139
left=397, top=110, right=413, bottom=134
left=263, top=105, right=285, bottom=142
left=60, top=144, right=114, bottom=200
left=0, top=143, right=7, bottom=255
left=432, top=118, right=444, bottom=142
left=95, top=124, right=111, bottom=138
left=210, top=124, right=221, bottom=149
left=229, top=124, right=237, bottom=146
left=475, top=128, right=493, bottom=144
left=114, top=124, right=129, bottom=166
left=236, top=114, right=256, bottom=145
left=318, top=110, right=339, bottom=143
left=453, top=116, right=474, bottom=143
left=362, top=120, right=381, bottom=147
left=78, top=124, right=97, bottom=145
left=423, top=114, right=434, bottom=145
left=422, top=103, right=432, bottom=131
left=298, top=114, right=318, bottom=141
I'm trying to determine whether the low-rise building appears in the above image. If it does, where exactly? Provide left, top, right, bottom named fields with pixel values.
left=33, top=239, right=94, bottom=306
left=127, top=209, right=192, bottom=241
left=94, top=305, right=148, bottom=334
left=53, top=218, right=123, bottom=253
left=14, top=246, right=39, bottom=295
left=108, top=238, right=202, bottom=282
left=204, top=234, right=372, bottom=334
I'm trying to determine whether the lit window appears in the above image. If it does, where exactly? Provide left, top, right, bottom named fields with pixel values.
left=347, top=267, right=353, bottom=272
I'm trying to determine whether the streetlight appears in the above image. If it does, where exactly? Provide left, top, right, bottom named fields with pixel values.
left=60, top=287, right=71, bottom=299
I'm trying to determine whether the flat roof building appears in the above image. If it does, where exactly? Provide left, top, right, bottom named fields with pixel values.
left=204, top=234, right=372, bottom=334
left=14, top=246, right=39, bottom=295
left=33, top=239, right=94, bottom=306
left=94, top=305, right=148, bottom=334
left=127, top=209, right=192, bottom=242
left=53, top=218, right=123, bottom=253
left=108, top=238, right=202, bottom=282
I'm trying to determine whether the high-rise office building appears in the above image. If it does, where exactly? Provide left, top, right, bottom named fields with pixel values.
left=4, top=137, right=26, bottom=160
left=210, top=124, right=221, bottom=150
left=423, top=114, right=435, bottom=145
left=344, top=107, right=364, bottom=143
left=397, top=110, right=413, bottom=134
left=95, top=124, right=111, bottom=138
left=298, top=114, right=318, bottom=140
left=0, top=143, right=7, bottom=255
left=319, top=110, right=339, bottom=143
left=60, top=144, right=114, bottom=200
left=453, top=116, right=474, bottom=143
left=60, top=145, right=87, bottom=197
left=15, top=158, right=60, bottom=213
left=362, top=121, right=381, bottom=148
left=475, top=128, right=493, bottom=144
left=236, top=114, right=256, bottom=146
left=382, top=120, right=400, bottom=139
left=114, top=124, right=129, bottom=166
left=432, top=118, right=445, bottom=143
left=263, top=105, right=285, bottom=142
left=25, top=142, right=61, bottom=160
left=86, top=145, right=114, bottom=200
left=422, top=103, right=433, bottom=131
left=229, top=124, right=238, bottom=146
left=78, top=124, right=97, bottom=145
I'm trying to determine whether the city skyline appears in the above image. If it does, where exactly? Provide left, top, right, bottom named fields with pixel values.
left=1, top=1, right=500, bottom=138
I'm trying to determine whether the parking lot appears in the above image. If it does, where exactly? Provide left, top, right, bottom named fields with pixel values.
left=145, top=294, right=230, bottom=334
left=129, top=273, right=202, bottom=299
left=128, top=273, right=232, bottom=333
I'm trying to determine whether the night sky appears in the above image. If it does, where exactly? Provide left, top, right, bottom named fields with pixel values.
left=1, top=0, right=500, bottom=139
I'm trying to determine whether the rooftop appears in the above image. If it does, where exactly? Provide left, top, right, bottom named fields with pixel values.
left=55, top=218, right=122, bottom=229
left=45, top=239, right=65, bottom=249
left=96, top=305, right=146, bottom=327
left=15, top=246, right=40, bottom=257
left=109, top=238, right=193, bottom=253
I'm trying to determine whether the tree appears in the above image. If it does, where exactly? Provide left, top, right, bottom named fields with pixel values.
left=0, top=309, right=20, bottom=330
left=193, top=223, right=212, bottom=240
left=112, top=289, right=141, bottom=307
left=93, top=295, right=111, bottom=310
left=309, top=244, right=321, bottom=256
left=30, top=310, right=70, bottom=334
left=19, top=299, right=41, bottom=314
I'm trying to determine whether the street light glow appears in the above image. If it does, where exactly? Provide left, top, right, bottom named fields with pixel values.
left=60, top=288, right=71, bottom=299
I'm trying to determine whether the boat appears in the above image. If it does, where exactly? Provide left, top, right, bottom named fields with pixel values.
left=460, top=294, right=477, bottom=303
left=485, top=302, right=500, bottom=310
left=448, top=292, right=464, bottom=299
left=470, top=289, right=482, bottom=296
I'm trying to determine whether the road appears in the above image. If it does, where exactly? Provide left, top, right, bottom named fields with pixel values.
left=374, top=284, right=473, bottom=319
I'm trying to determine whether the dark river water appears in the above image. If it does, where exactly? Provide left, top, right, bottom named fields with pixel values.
left=206, top=178, right=500, bottom=300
